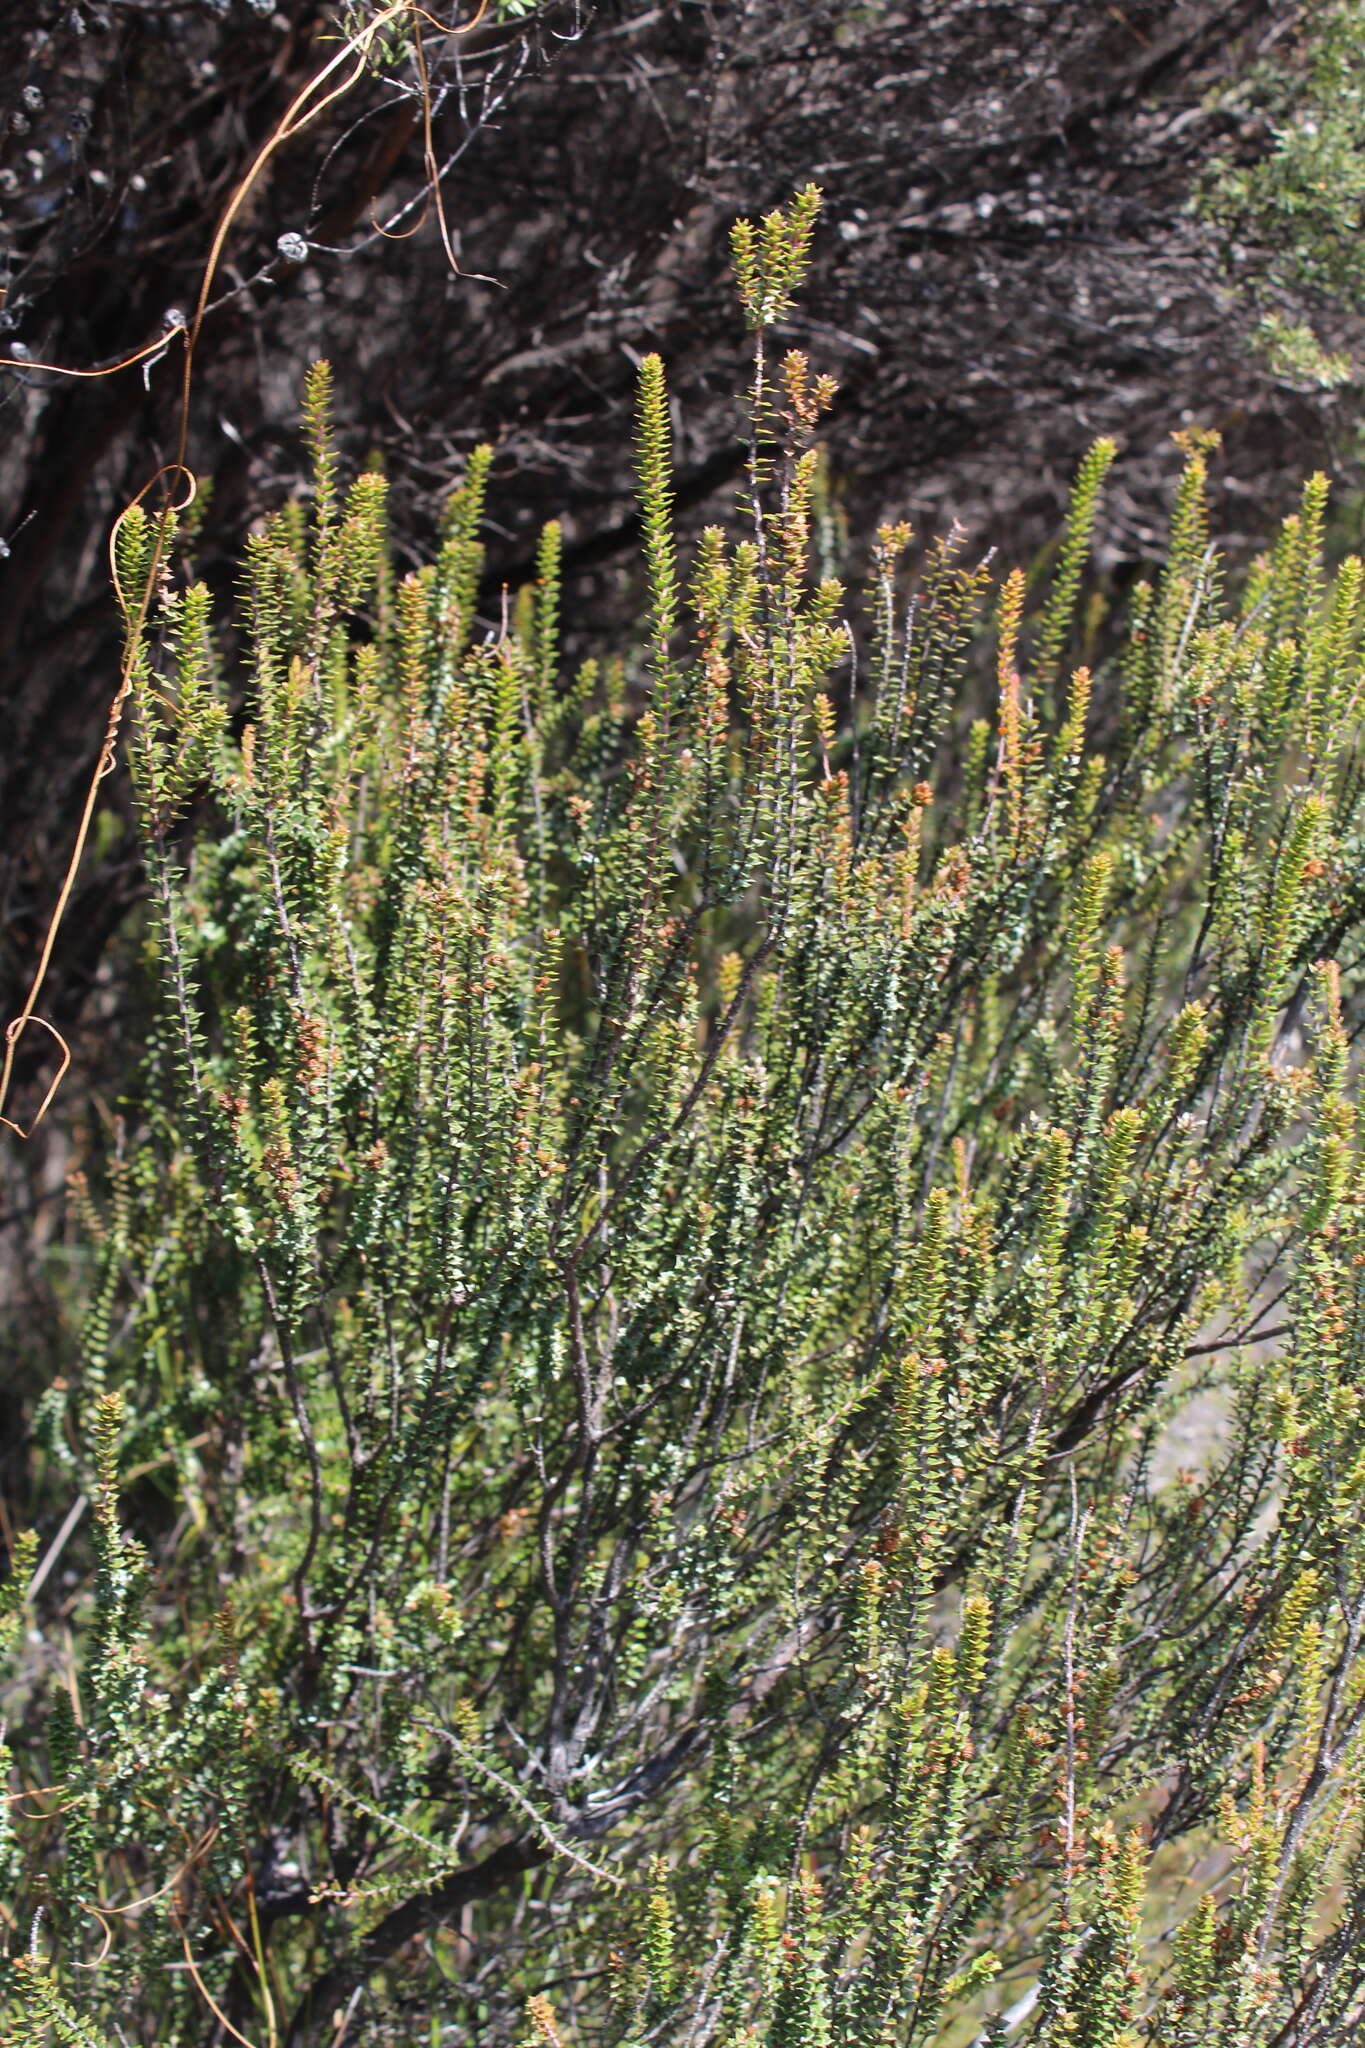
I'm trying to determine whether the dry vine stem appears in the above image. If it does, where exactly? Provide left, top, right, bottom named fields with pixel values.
left=0, top=0, right=488, bottom=1139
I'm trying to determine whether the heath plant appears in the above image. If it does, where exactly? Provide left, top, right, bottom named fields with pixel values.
left=4, top=190, right=1365, bottom=2048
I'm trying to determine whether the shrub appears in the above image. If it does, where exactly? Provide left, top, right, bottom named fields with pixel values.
left=1200, top=0, right=1365, bottom=388
left=4, top=189, right=1365, bottom=2047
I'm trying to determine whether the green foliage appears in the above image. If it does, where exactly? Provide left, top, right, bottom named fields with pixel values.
left=731, top=185, right=823, bottom=330
left=1254, top=314, right=1354, bottom=391
left=1200, top=0, right=1365, bottom=385
left=5, top=189, right=1365, bottom=2047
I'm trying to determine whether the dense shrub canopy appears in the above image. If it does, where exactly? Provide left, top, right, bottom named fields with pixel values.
left=3, top=191, right=1365, bottom=2047
left=0, top=0, right=1351, bottom=1074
